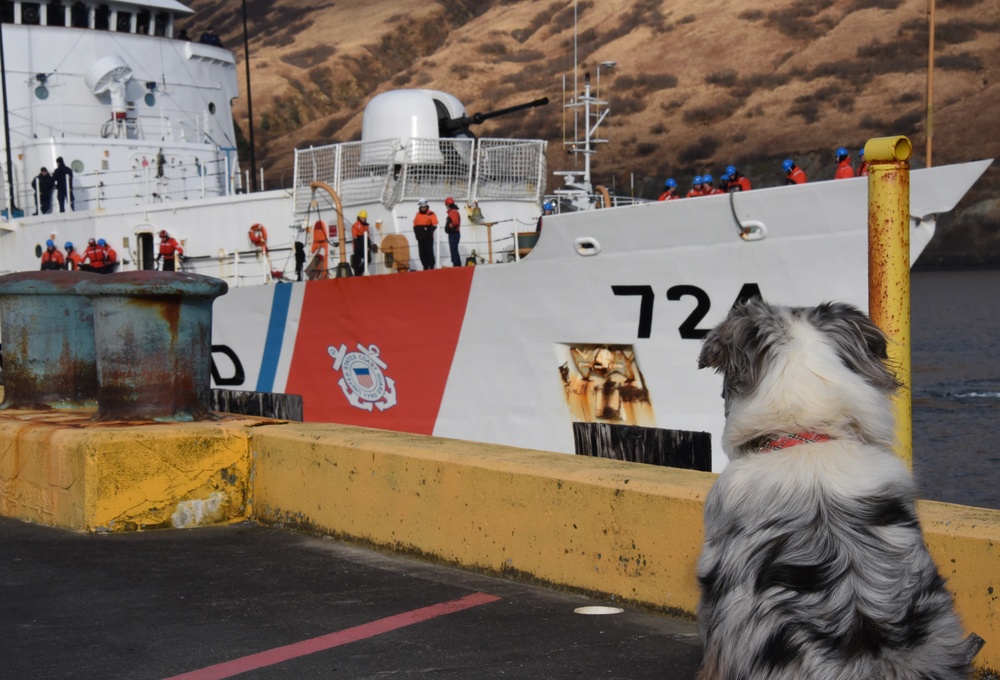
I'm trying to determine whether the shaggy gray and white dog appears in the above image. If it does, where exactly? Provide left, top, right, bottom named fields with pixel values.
left=695, top=299, right=982, bottom=680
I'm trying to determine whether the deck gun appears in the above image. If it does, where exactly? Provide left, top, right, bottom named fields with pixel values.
left=440, top=97, right=550, bottom=137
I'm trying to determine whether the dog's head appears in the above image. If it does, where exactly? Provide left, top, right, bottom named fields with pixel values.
left=698, top=299, right=901, bottom=457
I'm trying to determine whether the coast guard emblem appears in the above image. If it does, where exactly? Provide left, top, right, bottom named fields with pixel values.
left=328, top=343, right=397, bottom=412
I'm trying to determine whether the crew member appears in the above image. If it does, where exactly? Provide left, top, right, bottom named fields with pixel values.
left=444, top=197, right=462, bottom=267
left=64, top=241, right=82, bottom=270
left=99, top=238, right=118, bottom=272
left=687, top=175, right=705, bottom=198
left=658, top=178, right=679, bottom=201
left=726, top=165, right=752, bottom=192
left=40, top=239, right=65, bottom=270
left=703, top=173, right=724, bottom=195
left=834, top=147, right=855, bottom=179
left=783, top=159, right=807, bottom=184
left=81, top=237, right=110, bottom=273
left=31, top=167, right=54, bottom=215
left=156, top=229, right=184, bottom=271
left=52, top=157, right=74, bottom=212
left=412, top=198, right=438, bottom=270
left=350, top=210, right=371, bottom=277
left=858, top=148, right=868, bottom=177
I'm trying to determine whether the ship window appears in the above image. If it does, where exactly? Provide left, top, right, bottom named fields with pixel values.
left=115, top=10, right=130, bottom=32
left=21, top=3, right=42, bottom=25
left=46, top=0, right=64, bottom=26
left=0, top=2, right=14, bottom=23
left=153, top=11, right=167, bottom=36
left=69, top=1, right=86, bottom=27
left=136, top=9, right=149, bottom=34
left=208, top=102, right=216, bottom=115
left=94, top=4, right=109, bottom=30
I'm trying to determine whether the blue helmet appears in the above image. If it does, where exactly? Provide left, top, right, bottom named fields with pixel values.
left=693, top=175, right=703, bottom=185
left=65, top=241, right=73, bottom=249
left=859, top=147, right=865, bottom=158
left=720, top=173, right=730, bottom=182
left=543, top=200, right=555, bottom=211
left=782, top=159, right=795, bottom=172
left=702, top=173, right=713, bottom=184
left=46, top=239, right=54, bottom=247
left=725, top=165, right=736, bottom=176
left=665, top=178, right=677, bottom=188
left=836, top=146, right=848, bottom=158
left=98, top=239, right=107, bottom=246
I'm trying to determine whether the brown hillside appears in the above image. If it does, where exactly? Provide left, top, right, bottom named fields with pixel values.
left=179, top=0, right=1000, bottom=265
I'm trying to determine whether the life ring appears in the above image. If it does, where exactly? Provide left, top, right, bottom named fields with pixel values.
left=248, top=223, right=268, bottom=249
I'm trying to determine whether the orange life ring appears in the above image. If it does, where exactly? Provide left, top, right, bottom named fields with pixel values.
left=248, top=223, right=268, bottom=248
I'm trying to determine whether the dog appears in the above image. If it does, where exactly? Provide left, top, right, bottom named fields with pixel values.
left=695, top=299, right=982, bottom=679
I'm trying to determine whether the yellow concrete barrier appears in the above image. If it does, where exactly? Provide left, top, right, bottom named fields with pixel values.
left=249, top=423, right=1000, bottom=672
left=0, top=410, right=252, bottom=531
left=0, top=409, right=997, bottom=672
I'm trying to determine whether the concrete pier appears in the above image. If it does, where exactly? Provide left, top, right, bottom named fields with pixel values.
left=0, top=406, right=997, bottom=673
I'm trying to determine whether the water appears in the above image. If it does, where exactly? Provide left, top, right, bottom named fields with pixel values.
left=911, top=269, right=1000, bottom=509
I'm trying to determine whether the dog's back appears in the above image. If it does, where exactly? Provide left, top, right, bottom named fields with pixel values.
left=696, top=300, right=979, bottom=679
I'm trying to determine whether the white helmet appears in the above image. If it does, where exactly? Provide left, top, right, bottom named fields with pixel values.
left=417, top=198, right=429, bottom=207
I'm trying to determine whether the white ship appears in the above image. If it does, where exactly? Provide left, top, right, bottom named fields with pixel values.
left=0, top=0, right=991, bottom=471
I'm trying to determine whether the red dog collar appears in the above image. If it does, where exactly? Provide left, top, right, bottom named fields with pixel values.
left=758, top=432, right=832, bottom=452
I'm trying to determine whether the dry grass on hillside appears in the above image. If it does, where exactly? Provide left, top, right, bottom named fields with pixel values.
left=181, top=0, right=999, bottom=200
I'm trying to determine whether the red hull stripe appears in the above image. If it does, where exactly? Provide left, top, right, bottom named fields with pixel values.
left=285, top=268, right=475, bottom=433
left=164, top=592, right=501, bottom=680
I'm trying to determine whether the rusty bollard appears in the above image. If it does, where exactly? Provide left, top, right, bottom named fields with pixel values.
left=0, top=271, right=103, bottom=410
left=76, top=272, right=228, bottom=421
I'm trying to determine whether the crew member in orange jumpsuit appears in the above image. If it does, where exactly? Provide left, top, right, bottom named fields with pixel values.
left=350, top=210, right=370, bottom=276
left=834, top=147, right=855, bottom=179
left=412, top=198, right=438, bottom=270
left=156, top=229, right=184, bottom=271
left=726, top=165, right=752, bottom=192
left=658, top=178, right=679, bottom=201
left=444, top=197, right=462, bottom=267
left=81, top=237, right=110, bottom=273
left=783, top=159, right=807, bottom=184
left=64, top=241, right=82, bottom=270
left=99, top=238, right=118, bottom=272
left=686, top=175, right=705, bottom=198
left=857, top=148, right=868, bottom=177
left=40, top=239, right=65, bottom=270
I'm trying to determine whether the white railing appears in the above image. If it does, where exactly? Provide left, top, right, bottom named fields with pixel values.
left=292, top=137, right=547, bottom=219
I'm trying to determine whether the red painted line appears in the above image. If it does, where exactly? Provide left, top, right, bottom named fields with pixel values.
left=163, top=591, right=501, bottom=680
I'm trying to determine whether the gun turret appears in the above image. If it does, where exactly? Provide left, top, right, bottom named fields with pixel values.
left=441, top=97, right=550, bottom=135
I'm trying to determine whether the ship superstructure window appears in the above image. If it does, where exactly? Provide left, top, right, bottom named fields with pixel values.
left=136, top=8, right=148, bottom=33
left=153, top=10, right=166, bottom=36
left=70, top=1, right=86, bottom=27
left=94, top=3, right=109, bottom=30
left=47, top=0, right=65, bottom=26
left=21, top=2, right=42, bottom=24
left=115, top=9, right=130, bottom=31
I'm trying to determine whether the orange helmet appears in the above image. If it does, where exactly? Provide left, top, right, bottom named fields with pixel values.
left=445, top=197, right=456, bottom=207
left=159, top=230, right=168, bottom=238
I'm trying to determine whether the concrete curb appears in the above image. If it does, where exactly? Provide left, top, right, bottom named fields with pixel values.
left=0, top=411, right=997, bottom=671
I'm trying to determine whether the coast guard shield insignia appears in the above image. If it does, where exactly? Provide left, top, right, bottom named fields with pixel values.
left=328, top=343, right=398, bottom=412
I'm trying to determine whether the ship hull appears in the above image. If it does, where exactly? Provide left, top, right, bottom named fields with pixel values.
left=210, top=161, right=992, bottom=471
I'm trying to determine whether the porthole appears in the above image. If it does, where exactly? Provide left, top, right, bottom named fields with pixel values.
left=208, top=102, right=216, bottom=115
left=144, top=93, right=155, bottom=106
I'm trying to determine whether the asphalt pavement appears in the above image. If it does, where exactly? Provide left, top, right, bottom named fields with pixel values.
left=0, top=517, right=703, bottom=679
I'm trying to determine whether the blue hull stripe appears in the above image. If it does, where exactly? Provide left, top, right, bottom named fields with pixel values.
left=256, top=283, right=293, bottom=392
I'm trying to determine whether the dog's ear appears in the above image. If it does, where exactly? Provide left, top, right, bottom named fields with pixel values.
left=808, top=302, right=901, bottom=392
left=698, top=299, right=772, bottom=390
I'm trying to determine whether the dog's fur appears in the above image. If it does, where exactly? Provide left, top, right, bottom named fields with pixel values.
left=695, top=299, right=979, bottom=679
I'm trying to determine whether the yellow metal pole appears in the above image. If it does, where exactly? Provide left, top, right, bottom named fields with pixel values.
left=865, top=135, right=913, bottom=467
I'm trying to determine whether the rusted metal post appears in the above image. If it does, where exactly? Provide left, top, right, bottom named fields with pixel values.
left=76, top=272, right=228, bottom=422
left=0, top=271, right=102, bottom=409
left=866, top=135, right=913, bottom=467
